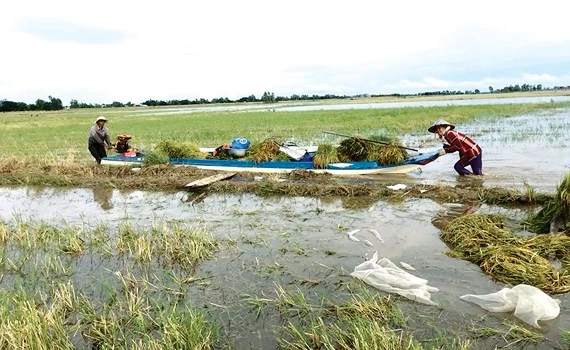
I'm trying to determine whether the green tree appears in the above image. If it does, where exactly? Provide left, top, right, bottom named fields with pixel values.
left=35, top=99, right=47, bottom=110
left=261, top=91, right=275, bottom=103
left=48, top=96, right=63, bottom=110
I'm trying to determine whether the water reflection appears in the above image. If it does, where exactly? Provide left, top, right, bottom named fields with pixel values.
left=455, top=175, right=485, bottom=190
left=340, top=195, right=379, bottom=210
left=92, top=187, right=113, bottom=211
left=431, top=202, right=482, bottom=231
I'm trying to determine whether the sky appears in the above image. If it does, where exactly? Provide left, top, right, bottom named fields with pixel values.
left=1, top=0, right=570, bottom=105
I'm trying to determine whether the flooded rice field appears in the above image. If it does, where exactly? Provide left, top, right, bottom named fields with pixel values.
left=1, top=109, right=570, bottom=349
left=126, top=95, right=570, bottom=116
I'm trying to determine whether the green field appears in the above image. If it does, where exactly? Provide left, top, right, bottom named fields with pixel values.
left=2, top=99, right=569, bottom=161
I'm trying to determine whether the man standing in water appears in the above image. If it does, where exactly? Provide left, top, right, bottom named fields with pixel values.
left=428, top=119, right=483, bottom=176
left=88, top=116, right=112, bottom=164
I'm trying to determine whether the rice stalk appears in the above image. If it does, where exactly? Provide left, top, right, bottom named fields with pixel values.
left=368, top=144, right=407, bottom=164
left=524, top=173, right=570, bottom=233
left=246, top=139, right=281, bottom=163
left=442, top=214, right=570, bottom=293
left=312, top=144, right=339, bottom=169
left=156, top=140, right=206, bottom=159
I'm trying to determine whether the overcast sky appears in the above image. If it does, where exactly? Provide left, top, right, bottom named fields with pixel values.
left=1, top=0, right=569, bottom=104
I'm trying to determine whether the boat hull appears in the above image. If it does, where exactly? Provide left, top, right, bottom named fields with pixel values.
left=101, top=151, right=438, bottom=175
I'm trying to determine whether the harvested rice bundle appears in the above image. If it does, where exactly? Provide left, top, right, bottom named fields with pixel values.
left=368, top=144, right=407, bottom=164
left=480, top=245, right=570, bottom=293
left=442, top=214, right=570, bottom=293
left=337, top=138, right=368, bottom=161
left=246, top=139, right=281, bottom=163
left=525, top=172, right=570, bottom=233
left=522, top=233, right=570, bottom=259
left=313, top=144, right=339, bottom=169
left=441, top=214, right=518, bottom=252
left=143, top=150, right=169, bottom=165
left=156, top=140, right=206, bottom=159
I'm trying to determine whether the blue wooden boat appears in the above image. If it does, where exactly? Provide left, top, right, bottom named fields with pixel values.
left=101, top=151, right=439, bottom=175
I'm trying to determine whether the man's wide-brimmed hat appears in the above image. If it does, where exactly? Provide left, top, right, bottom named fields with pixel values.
left=95, top=116, right=107, bottom=123
left=428, top=119, right=455, bottom=133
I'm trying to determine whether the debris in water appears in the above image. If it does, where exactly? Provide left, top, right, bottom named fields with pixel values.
left=347, top=229, right=360, bottom=236
left=348, top=235, right=360, bottom=242
left=400, top=262, right=416, bottom=271
left=363, top=239, right=373, bottom=247
left=387, top=184, right=407, bottom=190
left=368, top=229, right=384, bottom=243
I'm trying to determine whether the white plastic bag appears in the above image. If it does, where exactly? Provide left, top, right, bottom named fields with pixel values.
left=460, top=284, right=560, bottom=328
left=350, top=252, right=439, bottom=306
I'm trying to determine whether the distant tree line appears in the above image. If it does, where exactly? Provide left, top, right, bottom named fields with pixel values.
left=0, top=96, right=63, bottom=112
left=409, top=84, right=549, bottom=97
left=140, top=92, right=351, bottom=107
left=1, top=84, right=569, bottom=112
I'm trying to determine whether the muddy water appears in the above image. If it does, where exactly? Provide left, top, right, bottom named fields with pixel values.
left=1, top=188, right=569, bottom=348
left=1, top=110, right=570, bottom=348
left=406, top=108, right=570, bottom=193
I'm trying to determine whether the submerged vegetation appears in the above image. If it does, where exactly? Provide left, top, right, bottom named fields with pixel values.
left=441, top=214, right=570, bottom=293
left=524, top=173, right=570, bottom=233
left=0, top=152, right=557, bottom=207
left=0, top=219, right=221, bottom=348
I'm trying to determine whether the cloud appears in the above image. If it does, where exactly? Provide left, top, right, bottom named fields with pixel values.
left=1, top=0, right=570, bottom=104
left=18, top=18, right=130, bottom=45
left=521, top=73, right=558, bottom=82
left=379, top=73, right=570, bottom=94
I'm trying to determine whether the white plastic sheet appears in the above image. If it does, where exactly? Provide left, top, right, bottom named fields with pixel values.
left=460, top=284, right=561, bottom=328
left=350, top=252, right=439, bottom=306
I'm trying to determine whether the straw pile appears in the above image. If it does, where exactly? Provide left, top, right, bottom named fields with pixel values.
left=246, top=139, right=281, bottom=163
left=336, top=136, right=408, bottom=164
left=524, top=172, right=570, bottom=233
left=337, top=138, right=368, bottom=161
left=442, top=214, right=570, bottom=293
left=143, top=150, right=169, bottom=165
left=312, top=144, right=339, bottom=169
left=156, top=140, right=205, bottom=159
left=368, top=144, right=407, bottom=165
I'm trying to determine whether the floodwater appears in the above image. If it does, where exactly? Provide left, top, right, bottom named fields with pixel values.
left=409, top=108, right=570, bottom=193
left=1, top=109, right=570, bottom=348
left=127, top=95, right=570, bottom=116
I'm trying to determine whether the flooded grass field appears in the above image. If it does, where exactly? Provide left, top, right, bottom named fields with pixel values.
left=1, top=108, right=569, bottom=349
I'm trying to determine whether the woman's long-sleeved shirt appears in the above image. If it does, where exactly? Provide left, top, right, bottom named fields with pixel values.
left=442, top=129, right=481, bottom=165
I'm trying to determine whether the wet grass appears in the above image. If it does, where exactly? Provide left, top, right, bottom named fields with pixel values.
left=248, top=283, right=488, bottom=350
left=0, top=213, right=562, bottom=349
left=0, top=218, right=221, bottom=349
left=470, top=321, right=545, bottom=345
